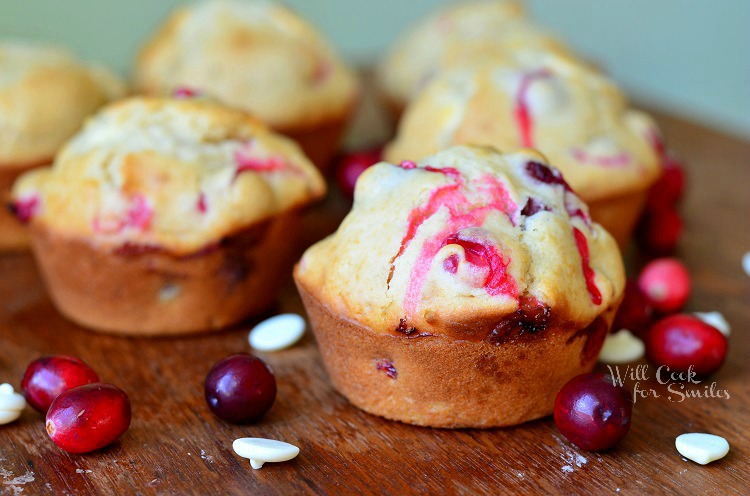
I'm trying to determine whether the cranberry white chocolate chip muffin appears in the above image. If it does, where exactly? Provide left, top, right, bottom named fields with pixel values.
left=0, top=41, right=125, bottom=251
left=295, top=145, right=625, bottom=428
left=375, top=0, right=569, bottom=119
left=133, top=0, right=360, bottom=169
left=11, top=97, right=325, bottom=335
left=385, top=52, right=663, bottom=246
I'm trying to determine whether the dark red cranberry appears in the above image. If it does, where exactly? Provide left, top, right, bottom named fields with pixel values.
left=204, top=354, right=276, bottom=424
left=611, top=279, right=653, bottom=336
left=554, top=373, right=633, bottom=451
left=375, top=359, right=397, bottom=379
left=645, top=314, right=727, bottom=376
left=646, top=154, right=686, bottom=211
left=636, top=207, right=683, bottom=256
left=638, top=258, right=691, bottom=313
left=525, top=161, right=572, bottom=191
left=335, top=146, right=383, bottom=198
left=21, top=356, right=100, bottom=413
left=45, top=383, right=131, bottom=454
left=7, top=196, right=39, bottom=223
left=488, top=296, right=550, bottom=344
left=520, top=197, right=551, bottom=217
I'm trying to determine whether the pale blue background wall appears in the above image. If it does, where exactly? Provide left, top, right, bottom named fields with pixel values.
left=1, top=0, right=748, bottom=137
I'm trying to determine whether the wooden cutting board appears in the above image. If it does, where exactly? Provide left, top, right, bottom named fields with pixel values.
left=1, top=104, right=748, bottom=495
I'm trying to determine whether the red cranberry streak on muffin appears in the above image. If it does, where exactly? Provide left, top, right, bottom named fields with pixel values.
left=385, top=51, right=663, bottom=247
left=11, top=97, right=325, bottom=335
left=514, top=68, right=552, bottom=148
left=295, top=145, right=624, bottom=427
left=375, top=0, right=569, bottom=118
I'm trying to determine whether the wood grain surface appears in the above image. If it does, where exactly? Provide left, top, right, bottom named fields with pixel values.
left=1, top=102, right=748, bottom=495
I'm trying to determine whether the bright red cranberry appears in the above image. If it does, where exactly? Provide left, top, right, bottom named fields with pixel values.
left=645, top=314, right=727, bottom=376
left=612, top=279, right=653, bottom=336
left=646, top=154, right=686, bottom=211
left=21, top=356, right=100, bottom=413
left=554, top=373, right=633, bottom=451
left=204, top=354, right=276, bottom=424
left=636, top=207, right=682, bottom=256
left=172, top=86, right=200, bottom=98
left=46, top=383, right=131, bottom=454
left=335, top=146, right=383, bottom=198
left=638, top=258, right=690, bottom=313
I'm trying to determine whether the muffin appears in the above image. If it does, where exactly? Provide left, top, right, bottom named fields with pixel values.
left=385, top=52, right=663, bottom=247
left=11, top=97, right=325, bottom=336
left=376, top=0, right=569, bottom=120
left=295, top=145, right=625, bottom=428
left=0, top=41, right=125, bottom=251
left=134, top=0, right=360, bottom=170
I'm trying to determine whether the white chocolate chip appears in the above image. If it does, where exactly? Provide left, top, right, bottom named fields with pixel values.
left=743, top=251, right=750, bottom=277
left=675, top=433, right=729, bottom=465
left=0, top=383, right=26, bottom=425
left=249, top=314, right=306, bottom=352
left=598, top=329, right=645, bottom=364
left=693, top=311, right=731, bottom=337
left=232, top=438, right=300, bottom=470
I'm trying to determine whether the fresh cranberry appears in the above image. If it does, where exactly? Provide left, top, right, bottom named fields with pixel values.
left=646, top=154, right=686, bottom=211
left=645, top=314, right=727, bottom=376
left=636, top=207, right=683, bottom=256
left=21, top=356, right=100, bottom=413
left=554, top=373, right=633, bottom=451
left=335, top=146, right=383, bottom=198
left=611, top=279, right=653, bottom=336
left=638, top=258, right=691, bottom=313
left=46, top=383, right=131, bottom=454
left=204, top=354, right=276, bottom=424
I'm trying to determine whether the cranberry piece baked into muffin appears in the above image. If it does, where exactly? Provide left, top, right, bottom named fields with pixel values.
left=295, top=145, right=624, bottom=428
left=11, top=97, right=325, bottom=335
left=376, top=0, right=569, bottom=120
left=133, top=0, right=360, bottom=170
left=385, top=52, right=663, bottom=247
left=0, top=41, right=125, bottom=251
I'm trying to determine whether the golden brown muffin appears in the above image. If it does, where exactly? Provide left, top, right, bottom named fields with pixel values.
left=375, top=0, right=569, bottom=120
left=0, top=41, right=125, bottom=251
left=133, top=0, right=360, bottom=170
left=295, top=145, right=625, bottom=428
left=11, top=97, right=325, bottom=335
left=385, top=52, right=663, bottom=246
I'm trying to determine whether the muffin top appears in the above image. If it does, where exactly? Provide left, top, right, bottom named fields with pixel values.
left=296, top=146, right=624, bottom=341
left=384, top=52, right=662, bottom=201
left=376, top=0, right=567, bottom=110
left=12, top=97, right=326, bottom=254
left=134, top=0, right=359, bottom=131
left=0, top=41, right=125, bottom=167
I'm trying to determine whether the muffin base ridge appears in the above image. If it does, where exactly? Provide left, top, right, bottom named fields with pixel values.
left=296, top=279, right=617, bottom=428
left=282, top=113, right=353, bottom=173
left=29, top=212, right=299, bottom=336
left=587, top=190, right=649, bottom=249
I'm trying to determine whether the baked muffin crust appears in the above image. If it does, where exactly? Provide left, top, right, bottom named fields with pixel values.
left=297, top=145, right=624, bottom=339
left=134, top=0, right=359, bottom=132
left=12, top=97, right=326, bottom=254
